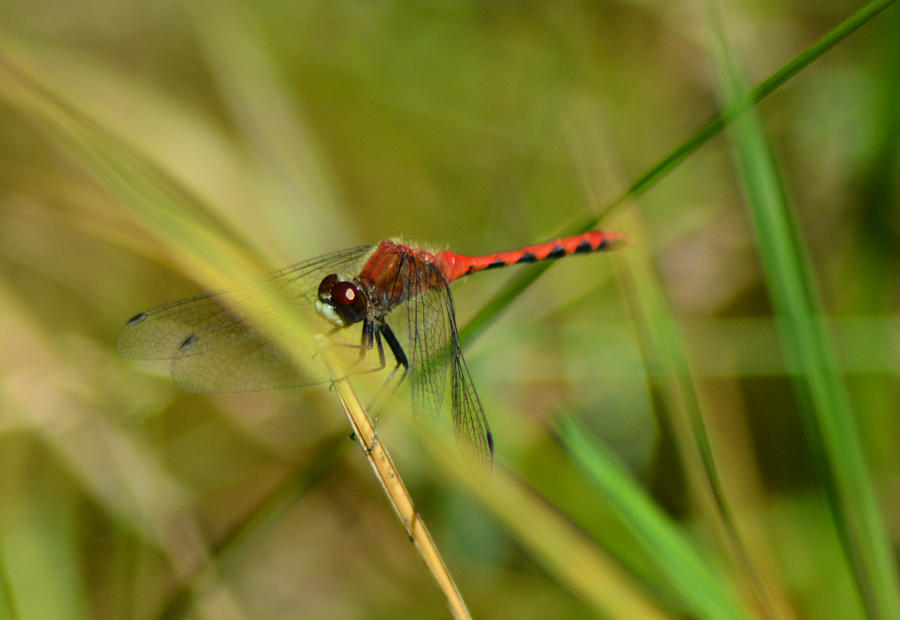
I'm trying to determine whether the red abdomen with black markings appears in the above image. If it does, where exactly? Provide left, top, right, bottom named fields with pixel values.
left=435, top=230, right=629, bottom=283
left=356, top=230, right=629, bottom=310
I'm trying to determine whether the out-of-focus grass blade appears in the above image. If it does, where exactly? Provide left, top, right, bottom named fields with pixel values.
left=458, top=0, right=898, bottom=350
left=0, top=51, right=265, bottom=277
left=614, top=217, right=795, bottom=618
left=0, top=48, right=320, bottom=367
left=0, top=572, right=11, bottom=619
left=419, top=432, right=670, bottom=619
left=0, top=47, right=476, bottom=620
left=0, top=45, right=348, bottom=615
left=0, top=447, right=85, bottom=620
left=155, top=433, right=347, bottom=619
left=707, top=6, right=900, bottom=620
left=557, top=415, right=748, bottom=620
left=185, top=0, right=354, bottom=253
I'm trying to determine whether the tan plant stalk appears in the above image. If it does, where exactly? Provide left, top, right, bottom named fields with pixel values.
left=317, top=337, right=472, bottom=620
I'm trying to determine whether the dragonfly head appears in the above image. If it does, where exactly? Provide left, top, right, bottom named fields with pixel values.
left=316, top=274, right=368, bottom=327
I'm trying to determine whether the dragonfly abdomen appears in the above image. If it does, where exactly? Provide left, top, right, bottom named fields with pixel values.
left=436, top=230, right=629, bottom=282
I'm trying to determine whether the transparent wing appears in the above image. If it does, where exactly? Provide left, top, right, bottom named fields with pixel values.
left=398, top=259, right=493, bottom=461
left=117, top=245, right=374, bottom=392
left=405, top=287, right=450, bottom=418
left=449, top=344, right=494, bottom=462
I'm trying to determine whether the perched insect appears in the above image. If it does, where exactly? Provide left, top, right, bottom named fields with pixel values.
left=119, top=231, right=629, bottom=459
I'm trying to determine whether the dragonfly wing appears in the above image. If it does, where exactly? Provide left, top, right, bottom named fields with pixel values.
left=117, top=290, right=239, bottom=360
left=171, top=333, right=316, bottom=392
left=118, top=245, right=374, bottom=392
left=449, top=343, right=494, bottom=461
left=405, top=286, right=451, bottom=419
left=401, top=260, right=493, bottom=461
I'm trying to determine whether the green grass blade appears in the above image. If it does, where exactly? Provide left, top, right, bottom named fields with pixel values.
left=459, top=0, right=898, bottom=350
left=0, top=49, right=354, bottom=615
left=707, top=6, right=900, bottom=619
left=418, top=433, right=671, bottom=619
left=0, top=49, right=326, bottom=354
left=0, top=57, right=265, bottom=286
left=557, top=416, right=749, bottom=620
left=614, top=226, right=795, bottom=617
left=596, top=0, right=899, bottom=219
left=0, top=444, right=85, bottom=620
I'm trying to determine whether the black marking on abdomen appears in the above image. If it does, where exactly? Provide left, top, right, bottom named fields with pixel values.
left=127, top=312, right=148, bottom=325
left=574, top=241, right=593, bottom=254
left=516, top=252, right=538, bottom=263
left=546, top=246, right=566, bottom=259
left=486, top=260, right=506, bottom=270
left=179, top=333, right=199, bottom=352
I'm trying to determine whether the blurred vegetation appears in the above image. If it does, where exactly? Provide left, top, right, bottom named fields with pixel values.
left=1, top=1, right=899, bottom=619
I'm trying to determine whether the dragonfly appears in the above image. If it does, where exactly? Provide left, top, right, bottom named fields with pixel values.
left=118, top=230, right=629, bottom=460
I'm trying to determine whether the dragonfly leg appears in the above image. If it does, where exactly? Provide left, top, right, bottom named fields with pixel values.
left=364, top=427, right=378, bottom=454
left=379, top=323, right=409, bottom=385
left=363, top=323, right=409, bottom=421
left=348, top=426, right=379, bottom=453
left=313, top=324, right=367, bottom=359
left=360, top=319, right=374, bottom=359
left=324, top=320, right=390, bottom=379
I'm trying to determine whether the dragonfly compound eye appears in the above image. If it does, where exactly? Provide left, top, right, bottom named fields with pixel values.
left=332, top=281, right=357, bottom=305
left=316, top=276, right=367, bottom=325
left=317, top=274, right=339, bottom=303
left=332, top=282, right=367, bottom=320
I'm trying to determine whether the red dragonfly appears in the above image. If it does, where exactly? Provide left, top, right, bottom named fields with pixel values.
left=118, top=231, right=628, bottom=459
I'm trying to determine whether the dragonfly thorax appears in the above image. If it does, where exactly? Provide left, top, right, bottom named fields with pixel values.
left=316, top=274, right=369, bottom=327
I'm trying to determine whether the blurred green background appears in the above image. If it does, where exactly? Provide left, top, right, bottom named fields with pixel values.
left=1, top=1, right=899, bottom=618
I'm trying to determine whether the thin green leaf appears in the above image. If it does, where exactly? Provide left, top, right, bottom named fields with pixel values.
left=707, top=4, right=900, bottom=618
left=459, top=0, right=898, bottom=349
left=557, top=416, right=748, bottom=620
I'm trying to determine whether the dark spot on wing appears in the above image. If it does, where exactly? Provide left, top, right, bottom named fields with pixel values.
left=487, top=431, right=494, bottom=455
left=127, top=312, right=148, bottom=325
left=179, top=333, right=199, bottom=352
left=516, top=252, right=537, bottom=263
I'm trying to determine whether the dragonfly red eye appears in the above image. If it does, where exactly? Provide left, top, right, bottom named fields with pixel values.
left=318, top=276, right=366, bottom=323
left=334, top=281, right=367, bottom=320
left=332, top=281, right=359, bottom=306
left=318, top=274, right=339, bottom=302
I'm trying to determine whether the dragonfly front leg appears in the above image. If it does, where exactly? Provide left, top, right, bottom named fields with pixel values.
left=321, top=320, right=386, bottom=379
left=359, top=323, right=410, bottom=429
left=378, top=323, right=409, bottom=386
left=344, top=319, right=390, bottom=376
left=360, top=319, right=375, bottom=359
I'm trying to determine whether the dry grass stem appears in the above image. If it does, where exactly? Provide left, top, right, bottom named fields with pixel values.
left=316, top=337, right=471, bottom=620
